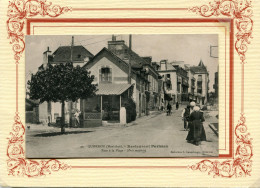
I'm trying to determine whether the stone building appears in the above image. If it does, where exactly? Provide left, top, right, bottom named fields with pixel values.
left=189, top=60, right=209, bottom=105
left=157, top=60, right=189, bottom=105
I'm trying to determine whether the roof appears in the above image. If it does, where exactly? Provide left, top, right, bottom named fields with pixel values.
left=51, top=45, right=94, bottom=63
left=83, top=48, right=143, bottom=79
left=158, top=62, right=176, bottom=72
left=122, top=44, right=144, bottom=69
left=108, top=41, right=147, bottom=69
left=190, top=59, right=208, bottom=74
left=26, top=98, right=39, bottom=106
left=83, top=47, right=129, bottom=70
left=96, top=83, right=133, bottom=95
left=198, top=59, right=205, bottom=67
left=190, top=66, right=208, bottom=73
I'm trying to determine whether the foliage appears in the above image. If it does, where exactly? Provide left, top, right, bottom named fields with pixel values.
left=124, top=98, right=136, bottom=123
left=27, top=62, right=97, bottom=133
left=27, top=62, right=97, bottom=103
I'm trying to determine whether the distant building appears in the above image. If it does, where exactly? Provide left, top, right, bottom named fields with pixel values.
left=157, top=60, right=189, bottom=105
left=142, top=57, right=160, bottom=110
left=189, top=60, right=209, bottom=105
left=184, top=65, right=196, bottom=102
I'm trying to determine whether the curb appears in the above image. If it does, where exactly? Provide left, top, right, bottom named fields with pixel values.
left=208, top=123, right=218, bottom=137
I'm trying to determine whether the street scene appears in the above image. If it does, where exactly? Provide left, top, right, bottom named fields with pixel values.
left=26, top=106, right=218, bottom=158
left=25, top=34, right=219, bottom=158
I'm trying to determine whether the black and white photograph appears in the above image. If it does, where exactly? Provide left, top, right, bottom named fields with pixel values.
left=25, top=34, right=219, bottom=158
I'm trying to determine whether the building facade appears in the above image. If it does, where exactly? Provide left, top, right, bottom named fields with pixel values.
left=157, top=60, right=189, bottom=106
left=189, top=60, right=209, bottom=105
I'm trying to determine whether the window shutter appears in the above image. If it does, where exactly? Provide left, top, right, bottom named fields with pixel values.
left=99, top=68, right=102, bottom=83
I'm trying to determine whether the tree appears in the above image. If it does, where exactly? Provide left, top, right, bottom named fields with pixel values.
left=27, top=62, right=97, bottom=133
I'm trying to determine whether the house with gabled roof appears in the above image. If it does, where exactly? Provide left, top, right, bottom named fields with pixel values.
left=106, top=38, right=160, bottom=115
left=83, top=44, right=149, bottom=126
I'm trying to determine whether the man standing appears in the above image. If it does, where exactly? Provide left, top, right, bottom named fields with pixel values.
left=181, top=105, right=190, bottom=131
left=74, top=109, right=81, bottom=127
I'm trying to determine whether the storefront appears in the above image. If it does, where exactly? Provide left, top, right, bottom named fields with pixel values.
left=82, top=83, right=133, bottom=127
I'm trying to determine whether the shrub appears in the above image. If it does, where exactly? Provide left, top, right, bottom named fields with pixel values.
left=124, top=98, right=137, bottom=123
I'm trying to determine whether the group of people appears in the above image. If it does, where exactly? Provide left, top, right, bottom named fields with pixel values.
left=181, top=101, right=206, bottom=146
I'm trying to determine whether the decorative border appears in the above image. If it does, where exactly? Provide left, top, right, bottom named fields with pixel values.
left=6, top=0, right=253, bottom=179
left=7, top=0, right=71, bottom=177
left=189, top=0, right=253, bottom=177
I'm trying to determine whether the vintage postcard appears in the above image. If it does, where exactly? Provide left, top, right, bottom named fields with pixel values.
left=0, top=0, right=260, bottom=187
left=25, top=34, right=219, bottom=158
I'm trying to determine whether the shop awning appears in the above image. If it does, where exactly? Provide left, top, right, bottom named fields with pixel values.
left=96, top=83, right=133, bottom=95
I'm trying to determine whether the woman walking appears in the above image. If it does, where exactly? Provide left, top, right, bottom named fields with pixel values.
left=186, top=106, right=206, bottom=146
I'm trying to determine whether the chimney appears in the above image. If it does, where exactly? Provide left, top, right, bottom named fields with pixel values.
left=43, top=46, right=51, bottom=69
left=107, top=40, right=125, bottom=53
left=112, top=35, right=116, bottom=41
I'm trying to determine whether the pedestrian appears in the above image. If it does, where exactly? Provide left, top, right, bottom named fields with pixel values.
left=167, top=103, right=172, bottom=116
left=187, top=101, right=195, bottom=129
left=176, top=101, right=179, bottom=110
left=186, top=106, right=206, bottom=146
left=181, top=104, right=190, bottom=131
left=74, top=109, right=81, bottom=128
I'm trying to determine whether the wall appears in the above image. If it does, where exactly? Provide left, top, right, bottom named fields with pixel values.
left=89, top=56, right=128, bottom=85
left=38, top=102, right=48, bottom=124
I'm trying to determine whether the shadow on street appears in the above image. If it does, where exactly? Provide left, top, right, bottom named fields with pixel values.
left=34, top=130, right=94, bottom=137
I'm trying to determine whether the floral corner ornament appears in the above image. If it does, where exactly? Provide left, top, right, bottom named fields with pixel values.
left=7, top=0, right=72, bottom=64
left=189, top=0, right=253, bottom=178
left=189, top=0, right=253, bottom=64
left=7, top=113, right=71, bottom=177
left=6, top=0, right=71, bottom=177
left=188, top=114, right=253, bottom=178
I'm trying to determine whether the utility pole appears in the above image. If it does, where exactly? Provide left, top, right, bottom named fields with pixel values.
left=128, top=34, right=132, bottom=84
left=70, top=36, right=74, bottom=62
left=70, top=36, right=74, bottom=127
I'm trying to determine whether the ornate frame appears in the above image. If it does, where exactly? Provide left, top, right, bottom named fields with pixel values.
left=6, top=0, right=253, bottom=178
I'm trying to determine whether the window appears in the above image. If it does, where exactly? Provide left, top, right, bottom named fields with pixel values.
left=197, top=75, right=202, bottom=82
left=197, top=75, right=202, bottom=94
left=99, top=67, right=112, bottom=83
left=197, top=89, right=202, bottom=94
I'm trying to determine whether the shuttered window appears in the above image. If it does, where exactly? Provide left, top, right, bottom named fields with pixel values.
left=100, top=67, right=112, bottom=83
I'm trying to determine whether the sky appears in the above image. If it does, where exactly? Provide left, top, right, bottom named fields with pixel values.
left=25, top=34, right=218, bottom=91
